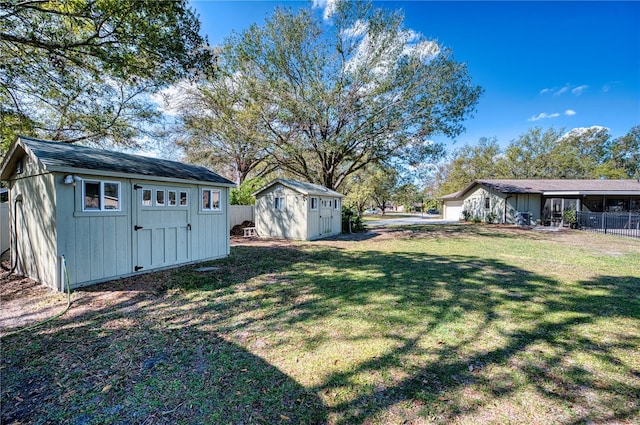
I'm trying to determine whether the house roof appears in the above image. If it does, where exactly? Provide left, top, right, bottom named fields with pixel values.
left=0, top=136, right=236, bottom=186
left=441, top=179, right=640, bottom=199
left=253, top=178, right=344, bottom=198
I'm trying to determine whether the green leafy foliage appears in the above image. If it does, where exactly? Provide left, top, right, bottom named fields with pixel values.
left=0, top=0, right=214, bottom=150
left=341, top=206, right=365, bottom=233
left=229, top=177, right=266, bottom=205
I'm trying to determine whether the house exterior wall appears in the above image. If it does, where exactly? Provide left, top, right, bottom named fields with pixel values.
left=7, top=154, right=58, bottom=289
left=509, top=194, right=542, bottom=224
left=255, top=185, right=307, bottom=239
left=462, top=186, right=507, bottom=223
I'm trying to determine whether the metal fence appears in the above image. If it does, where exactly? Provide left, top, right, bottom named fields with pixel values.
left=576, top=211, right=640, bottom=239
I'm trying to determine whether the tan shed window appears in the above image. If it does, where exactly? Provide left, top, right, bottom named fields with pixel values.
left=83, top=180, right=120, bottom=211
left=168, top=190, right=177, bottom=206
left=202, top=189, right=221, bottom=211
left=142, top=189, right=152, bottom=206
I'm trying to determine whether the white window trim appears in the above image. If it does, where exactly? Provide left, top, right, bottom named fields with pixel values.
left=156, top=189, right=166, bottom=206
left=274, top=196, right=285, bottom=210
left=201, top=188, right=222, bottom=211
left=82, top=180, right=121, bottom=212
left=179, top=191, right=189, bottom=207
left=310, top=197, right=318, bottom=210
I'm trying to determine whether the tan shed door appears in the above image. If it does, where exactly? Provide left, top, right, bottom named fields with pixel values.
left=319, top=198, right=333, bottom=235
left=132, top=183, right=191, bottom=272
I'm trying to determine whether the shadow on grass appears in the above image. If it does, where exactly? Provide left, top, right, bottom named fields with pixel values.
left=2, top=235, right=639, bottom=424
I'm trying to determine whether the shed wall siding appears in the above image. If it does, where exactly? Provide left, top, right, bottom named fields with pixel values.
left=193, top=186, right=230, bottom=259
left=56, top=175, right=132, bottom=288
left=255, top=186, right=306, bottom=239
left=10, top=163, right=58, bottom=289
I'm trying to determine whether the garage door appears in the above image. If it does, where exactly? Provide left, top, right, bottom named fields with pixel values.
left=444, top=200, right=463, bottom=221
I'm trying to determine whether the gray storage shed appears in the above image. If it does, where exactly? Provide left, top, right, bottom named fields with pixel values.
left=253, top=179, right=344, bottom=240
left=0, top=136, right=235, bottom=291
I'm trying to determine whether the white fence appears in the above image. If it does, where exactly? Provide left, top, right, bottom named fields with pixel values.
left=229, top=205, right=255, bottom=228
left=1, top=203, right=8, bottom=253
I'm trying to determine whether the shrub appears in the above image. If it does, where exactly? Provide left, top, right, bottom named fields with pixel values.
left=342, top=207, right=365, bottom=233
left=462, top=210, right=472, bottom=221
left=472, top=215, right=482, bottom=223
left=485, top=212, right=497, bottom=224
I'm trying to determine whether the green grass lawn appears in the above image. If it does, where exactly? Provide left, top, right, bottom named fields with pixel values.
left=2, top=225, right=639, bottom=424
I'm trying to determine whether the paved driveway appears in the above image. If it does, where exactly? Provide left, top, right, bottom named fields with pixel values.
left=365, top=215, right=460, bottom=227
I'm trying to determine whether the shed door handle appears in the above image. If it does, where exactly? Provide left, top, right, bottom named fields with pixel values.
left=134, top=225, right=143, bottom=231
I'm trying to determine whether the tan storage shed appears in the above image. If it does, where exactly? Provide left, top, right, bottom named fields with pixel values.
left=253, top=179, right=344, bottom=240
left=0, top=136, right=235, bottom=291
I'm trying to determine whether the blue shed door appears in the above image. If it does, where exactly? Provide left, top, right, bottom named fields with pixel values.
left=132, top=183, right=191, bottom=272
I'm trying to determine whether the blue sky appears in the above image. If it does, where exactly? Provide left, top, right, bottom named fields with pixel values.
left=190, top=1, right=640, bottom=148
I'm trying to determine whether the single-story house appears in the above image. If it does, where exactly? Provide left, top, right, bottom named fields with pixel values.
left=253, top=179, right=344, bottom=240
left=441, top=179, right=640, bottom=225
left=0, top=136, right=236, bottom=291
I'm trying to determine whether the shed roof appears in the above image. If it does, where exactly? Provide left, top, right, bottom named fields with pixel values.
left=441, top=179, right=640, bottom=199
left=253, top=178, right=344, bottom=198
left=1, top=136, right=235, bottom=186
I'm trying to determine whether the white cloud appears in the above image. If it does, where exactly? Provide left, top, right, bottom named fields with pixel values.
left=528, top=112, right=560, bottom=122
left=539, top=84, right=589, bottom=96
left=313, top=0, right=340, bottom=20
left=565, top=109, right=576, bottom=116
left=571, top=85, right=588, bottom=95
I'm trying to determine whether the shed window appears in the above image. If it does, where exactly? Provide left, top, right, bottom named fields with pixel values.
left=334, top=199, right=339, bottom=210
left=156, top=190, right=165, bottom=206
left=274, top=197, right=285, bottom=210
left=202, top=189, right=221, bottom=211
left=485, top=198, right=490, bottom=210
left=311, top=197, right=318, bottom=210
left=180, top=191, right=188, bottom=206
left=83, top=180, right=120, bottom=211
left=168, top=190, right=177, bottom=206
left=142, top=189, right=152, bottom=206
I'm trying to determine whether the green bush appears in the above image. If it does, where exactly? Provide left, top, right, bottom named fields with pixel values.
left=462, top=210, right=472, bottom=221
left=472, top=215, right=482, bottom=224
left=342, top=207, right=365, bottom=233
left=485, top=212, right=497, bottom=224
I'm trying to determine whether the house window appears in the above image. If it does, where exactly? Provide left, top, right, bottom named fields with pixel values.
left=485, top=198, right=490, bottom=209
left=83, top=180, right=120, bottom=211
left=142, top=189, right=152, bottom=206
left=180, top=191, right=188, bottom=206
left=274, top=197, right=285, bottom=210
left=311, top=197, right=318, bottom=210
left=156, top=190, right=165, bottom=206
left=202, top=189, right=221, bottom=211
left=168, top=190, right=177, bottom=206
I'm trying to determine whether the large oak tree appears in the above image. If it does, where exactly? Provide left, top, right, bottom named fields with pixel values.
left=171, top=1, right=481, bottom=191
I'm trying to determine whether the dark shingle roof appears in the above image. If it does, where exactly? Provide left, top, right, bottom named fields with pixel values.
left=15, top=136, right=235, bottom=185
left=442, top=179, right=640, bottom=199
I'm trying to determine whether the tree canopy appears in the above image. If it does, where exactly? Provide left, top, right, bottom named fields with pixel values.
left=436, top=125, right=640, bottom=196
left=167, top=1, right=481, bottom=190
left=0, top=0, right=214, bottom=151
